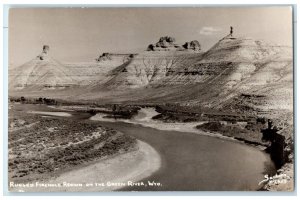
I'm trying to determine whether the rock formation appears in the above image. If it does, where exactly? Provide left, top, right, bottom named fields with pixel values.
left=147, top=36, right=201, bottom=52
left=147, top=36, right=180, bottom=51
left=96, top=53, right=112, bottom=62
left=96, top=53, right=136, bottom=63
left=43, top=45, right=50, bottom=54
left=182, top=40, right=201, bottom=51
left=9, top=45, right=75, bottom=90
left=37, top=45, right=50, bottom=60
left=155, top=36, right=177, bottom=48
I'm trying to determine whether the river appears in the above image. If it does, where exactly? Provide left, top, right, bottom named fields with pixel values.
left=15, top=104, right=276, bottom=191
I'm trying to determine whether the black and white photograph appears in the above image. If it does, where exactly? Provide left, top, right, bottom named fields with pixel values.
left=5, top=5, right=295, bottom=193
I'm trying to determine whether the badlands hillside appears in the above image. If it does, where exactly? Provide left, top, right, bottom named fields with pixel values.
left=87, top=35, right=292, bottom=122
left=9, top=35, right=293, bottom=127
left=9, top=46, right=133, bottom=89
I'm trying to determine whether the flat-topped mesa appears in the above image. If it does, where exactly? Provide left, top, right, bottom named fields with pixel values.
left=96, top=53, right=112, bottom=62
left=96, top=53, right=136, bottom=62
left=37, top=45, right=50, bottom=60
left=147, top=36, right=201, bottom=52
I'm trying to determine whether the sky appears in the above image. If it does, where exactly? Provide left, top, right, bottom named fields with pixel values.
left=9, top=6, right=293, bottom=67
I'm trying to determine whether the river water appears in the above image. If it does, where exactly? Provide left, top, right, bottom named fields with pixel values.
left=16, top=104, right=276, bottom=191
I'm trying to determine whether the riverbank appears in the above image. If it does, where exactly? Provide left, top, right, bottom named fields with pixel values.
left=90, top=108, right=265, bottom=148
left=21, top=104, right=293, bottom=190
left=9, top=103, right=277, bottom=191
left=91, top=107, right=294, bottom=191
left=10, top=140, right=160, bottom=192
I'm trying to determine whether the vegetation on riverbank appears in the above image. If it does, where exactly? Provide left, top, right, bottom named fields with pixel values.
left=9, top=96, right=141, bottom=119
left=153, top=104, right=248, bottom=122
left=97, top=104, right=140, bottom=119
left=195, top=120, right=267, bottom=145
left=8, top=105, right=137, bottom=183
left=153, top=104, right=293, bottom=173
